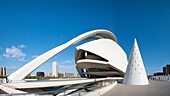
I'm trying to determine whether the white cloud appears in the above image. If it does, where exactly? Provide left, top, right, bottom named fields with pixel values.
left=59, top=65, right=71, bottom=69
left=31, top=55, right=39, bottom=59
left=59, top=65, right=77, bottom=73
left=61, top=59, right=75, bottom=64
left=7, top=66, right=18, bottom=70
left=58, top=59, right=76, bottom=72
left=18, top=44, right=26, bottom=48
left=3, top=45, right=27, bottom=61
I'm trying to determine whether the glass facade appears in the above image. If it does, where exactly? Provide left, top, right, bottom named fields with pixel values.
left=87, top=68, right=107, bottom=72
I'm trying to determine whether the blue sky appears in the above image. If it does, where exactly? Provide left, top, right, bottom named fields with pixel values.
left=0, top=0, right=170, bottom=75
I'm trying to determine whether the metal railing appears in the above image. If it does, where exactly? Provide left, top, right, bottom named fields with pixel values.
left=0, top=79, right=116, bottom=96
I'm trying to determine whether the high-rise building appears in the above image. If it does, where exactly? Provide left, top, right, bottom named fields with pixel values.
left=47, top=72, right=52, bottom=77
left=0, top=67, right=2, bottom=76
left=36, top=72, right=45, bottom=77
left=59, top=72, right=81, bottom=78
left=64, top=72, right=74, bottom=78
left=52, top=61, right=58, bottom=77
left=58, top=72, right=64, bottom=78
left=163, top=64, right=170, bottom=75
left=3, top=67, right=6, bottom=76
left=0, top=67, right=6, bottom=77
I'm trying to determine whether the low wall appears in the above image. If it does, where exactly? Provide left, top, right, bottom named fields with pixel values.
left=152, top=75, right=170, bottom=81
left=83, top=81, right=117, bottom=96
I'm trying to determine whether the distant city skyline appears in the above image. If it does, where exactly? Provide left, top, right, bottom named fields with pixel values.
left=0, top=0, right=170, bottom=75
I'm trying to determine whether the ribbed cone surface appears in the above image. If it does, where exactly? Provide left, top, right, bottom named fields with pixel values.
left=123, top=38, right=149, bottom=85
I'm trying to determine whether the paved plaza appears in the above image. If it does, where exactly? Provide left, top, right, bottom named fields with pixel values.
left=103, top=80, right=170, bottom=96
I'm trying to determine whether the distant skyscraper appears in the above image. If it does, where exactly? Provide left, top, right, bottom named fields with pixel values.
left=0, top=67, right=6, bottom=77
left=52, top=61, right=58, bottom=77
left=0, top=67, right=2, bottom=76
left=163, top=64, right=170, bottom=75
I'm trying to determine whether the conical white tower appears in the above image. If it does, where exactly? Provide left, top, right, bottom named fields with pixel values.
left=123, top=38, right=149, bottom=85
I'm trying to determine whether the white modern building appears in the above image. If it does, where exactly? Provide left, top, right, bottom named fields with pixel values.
left=8, top=29, right=129, bottom=81
left=0, top=29, right=150, bottom=95
left=76, top=39, right=128, bottom=78
left=52, top=61, right=58, bottom=77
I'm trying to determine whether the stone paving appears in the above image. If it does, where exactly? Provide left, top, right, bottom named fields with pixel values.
left=103, top=80, right=170, bottom=96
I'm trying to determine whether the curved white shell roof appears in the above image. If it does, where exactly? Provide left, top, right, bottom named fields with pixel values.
left=76, top=39, right=128, bottom=73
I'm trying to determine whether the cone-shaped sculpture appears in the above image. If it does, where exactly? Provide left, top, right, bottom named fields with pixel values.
left=123, top=38, right=149, bottom=85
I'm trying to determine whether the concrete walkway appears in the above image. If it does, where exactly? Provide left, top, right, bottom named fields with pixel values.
left=2, top=78, right=119, bottom=89
left=103, top=80, right=170, bottom=96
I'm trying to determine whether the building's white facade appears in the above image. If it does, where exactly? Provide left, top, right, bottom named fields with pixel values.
left=52, top=61, right=58, bottom=77
left=76, top=39, right=128, bottom=78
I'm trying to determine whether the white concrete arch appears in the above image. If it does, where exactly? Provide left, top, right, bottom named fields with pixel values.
left=8, top=29, right=117, bottom=81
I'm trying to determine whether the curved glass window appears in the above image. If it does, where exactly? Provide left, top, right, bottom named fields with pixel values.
left=87, top=68, right=107, bottom=72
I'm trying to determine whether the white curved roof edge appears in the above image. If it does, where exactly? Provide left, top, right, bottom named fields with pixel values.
left=8, top=29, right=117, bottom=81
left=76, top=39, right=128, bottom=73
left=68, top=29, right=117, bottom=44
left=77, top=59, right=108, bottom=64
